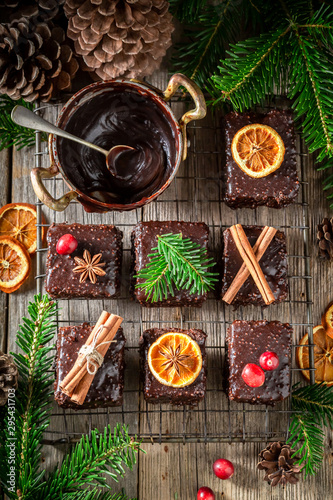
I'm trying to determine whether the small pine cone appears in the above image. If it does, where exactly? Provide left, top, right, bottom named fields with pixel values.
left=0, top=18, right=79, bottom=102
left=0, top=351, right=18, bottom=406
left=257, top=442, right=302, bottom=487
left=64, top=0, right=174, bottom=80
left=317, top=217, right=333, bottom=260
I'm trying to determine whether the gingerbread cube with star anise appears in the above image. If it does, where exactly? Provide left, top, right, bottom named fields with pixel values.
left=45, top=223, right=122, bottom=299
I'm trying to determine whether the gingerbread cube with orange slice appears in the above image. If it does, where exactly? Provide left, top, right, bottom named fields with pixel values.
left=139, top=328, right=207, bottom=405
left=223, top=109, right=299, bottom=208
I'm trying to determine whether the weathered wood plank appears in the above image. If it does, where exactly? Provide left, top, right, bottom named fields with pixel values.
left=0, top=148, right=10, bottom=352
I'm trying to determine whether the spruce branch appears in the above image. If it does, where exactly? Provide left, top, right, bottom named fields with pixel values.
left=38, top=424, right=141, bottom=500
left=287, top=383, right=333, bottom=476
left=135, top=233, right=218, bottom=302
left=0, top=95, right=47, bottom=151
left=63, top=490, right=134, bottom=500
left=0, top=294, right=57, bottom=499
left=287, top=413, right=324, bottom=476
left=210, top=25, right=291, bottom=108
left=169, top=0, right=208, bottom=23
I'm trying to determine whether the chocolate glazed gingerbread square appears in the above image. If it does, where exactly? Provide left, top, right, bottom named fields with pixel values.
left=221, top=225, right=288, bottom=307
left=45, top=223, right=122, bottom=299
left=223, top=110, right=299, bottom=208
left=131, top=221, right=209, bottom=307
left=54, top=323, right=126, bottom=409
left=140, top=328, right=207, bottom=405
left=227, top=320, right=292, bottom=405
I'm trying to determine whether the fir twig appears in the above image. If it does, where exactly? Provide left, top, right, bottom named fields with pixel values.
left=169, top=0, right=208, bottom=23
left=0, top=95, right=47, bottom=150
left=135, top=233, right=218, bottom=302
left=287, top=413, right=324, bottom=476
left=0, top=294, right=57, bottom=499
left=287, top=383, right=333, bottom=476
left=38, top=424, right=142, bottom=500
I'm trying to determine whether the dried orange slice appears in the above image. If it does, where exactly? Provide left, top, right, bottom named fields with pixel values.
left=231, top=124, right=285, bottom=178
left=0, top=236, right=31, bottom=293
left=296, top=325, right=333, bottom=385
left=322, top=302, right=333, bottom=339
left=148, top=332, right=203, bottom=388
left=0, top=203, right=43, bottom=254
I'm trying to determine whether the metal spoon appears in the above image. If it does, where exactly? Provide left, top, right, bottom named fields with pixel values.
left=11, top=105, right=135, bottom=175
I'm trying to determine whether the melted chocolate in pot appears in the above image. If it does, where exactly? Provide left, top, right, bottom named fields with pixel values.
left=58, top=89, right=177, bottom=204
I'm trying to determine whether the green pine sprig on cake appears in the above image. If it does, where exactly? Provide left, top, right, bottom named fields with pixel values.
left=135, top=233, right=218, bottom=302
left=0, top=294, right=141, bottom=500
left=287, top=383, right=333, bottom=476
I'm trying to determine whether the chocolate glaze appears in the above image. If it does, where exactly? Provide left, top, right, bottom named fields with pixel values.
left=140, top=328, right=207, bottom=406
left=221, top=225, right=288, bottom=307
left=58, top=89, right=177, bottom=204
left=45, top=223, right=122, bottom=299
left=223, top=109, right=299, bottom=208
left=227, top=320, right=292, bottom=405
left=131, top=221, right=210, bottom=307
left=54, top=323, right=125, bottom=409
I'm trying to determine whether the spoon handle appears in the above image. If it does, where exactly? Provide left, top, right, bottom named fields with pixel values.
left=11, top=105, right=108, bottom=156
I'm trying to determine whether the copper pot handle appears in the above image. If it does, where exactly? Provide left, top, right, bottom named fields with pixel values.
left=31, top=163, right=77, bottom=212
left=163, top=73, right=207, bottom=160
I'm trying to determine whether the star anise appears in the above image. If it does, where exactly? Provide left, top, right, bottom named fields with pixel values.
left=73, top=250, right=106, bottom=284
left=159, top=343, right=191, bottom=377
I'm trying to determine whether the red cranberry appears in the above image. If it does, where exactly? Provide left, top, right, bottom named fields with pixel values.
left=241, top=363, right=265, bottom=387
left=56, top=234, right=78, bottom=255
left=213, top=458, right=234, bottom=480
left=197, top=487, right=215, bottom=500
left=259, top=351, right=279, bottom=371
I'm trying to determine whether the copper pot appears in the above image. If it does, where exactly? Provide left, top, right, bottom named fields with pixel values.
left=31, top=73, right=206, bottom=213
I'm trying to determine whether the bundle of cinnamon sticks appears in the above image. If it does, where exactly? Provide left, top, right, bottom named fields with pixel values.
left=60, top=311, right=123, bottom=405
left=223, top=224, right=277, bottom=305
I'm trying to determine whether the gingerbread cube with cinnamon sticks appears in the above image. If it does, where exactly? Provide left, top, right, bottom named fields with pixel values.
left=54, top=317, right=125, bottom=409
left=221, top=224, right=288, bottom=307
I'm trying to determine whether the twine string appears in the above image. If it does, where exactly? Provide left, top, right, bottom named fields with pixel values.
left=78, top=324, right=116, bottom=375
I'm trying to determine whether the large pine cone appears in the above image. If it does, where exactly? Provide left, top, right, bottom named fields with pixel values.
left=64, top=0, right=174, bottom=80
left=257, top=442, right=302, bottom=487
left=317, top=217, right=333, bottom=260
left=0, top=18, right=79, bottom=102
left=0, top=351, right=18, bottom=406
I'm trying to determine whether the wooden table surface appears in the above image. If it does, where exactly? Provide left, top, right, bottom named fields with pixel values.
left=1, top=70, right=332, bottom=499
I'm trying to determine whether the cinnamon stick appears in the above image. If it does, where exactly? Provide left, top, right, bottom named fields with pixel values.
left=229, top=224, right=275, bottom=305
left=70, top=313, right=123, bottom=405
left=60, top=310, right=110, bottom=396
left=223, top=226, right=277, bottom=304
left=60, top=312, right=123, bottom=404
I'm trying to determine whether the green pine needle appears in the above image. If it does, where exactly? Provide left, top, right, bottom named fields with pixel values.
left=0, top=95, right=47, bottom=151
left=39, top=424, right=142, bottom=500
left=169, top=0, right=208, bottom=23
left=171, top=2, right=241, bottom=88
left=135, top=232, right=219, bottom=302
left=287, top=383, right=333, bottom=476
left=63, top=491, right=134, bottom=500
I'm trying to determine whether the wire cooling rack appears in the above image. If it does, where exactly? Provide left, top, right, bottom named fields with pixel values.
left=34, top=96, right=315, bottom=445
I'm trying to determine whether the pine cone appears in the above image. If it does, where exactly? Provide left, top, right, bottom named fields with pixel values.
left=0, top=18, right=79, bottom=102
left=0, top=351, right=18, bottom=406
left=257, top=442, right=302, bottom=487
left=317, top=217, right=333, bottom=260
left=0, top=0, right=65, bottom=23
left=64, top=0, right=174, bottom=80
